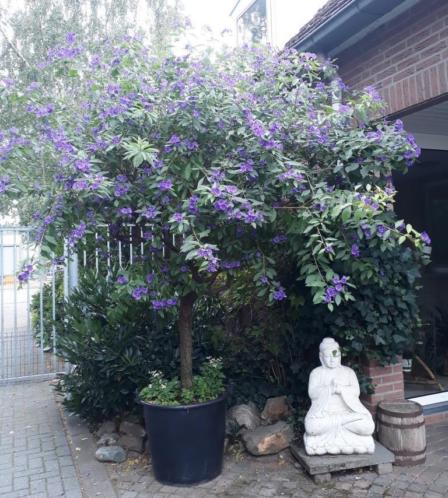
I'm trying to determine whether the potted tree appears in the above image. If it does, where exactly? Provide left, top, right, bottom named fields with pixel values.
left=1, top=36, right=429, bottom=484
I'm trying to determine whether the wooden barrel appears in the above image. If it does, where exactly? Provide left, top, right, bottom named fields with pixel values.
left=377, top=400, right=426, bottom=466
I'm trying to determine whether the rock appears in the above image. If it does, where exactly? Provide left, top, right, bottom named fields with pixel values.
left=95, top=445, right=126, bottom=463
left=242, top=421, right=294, bottom=456
left=118, top=434, right=145, bottom=453
left=119, top=420, right=145, bottom=438
left=96, top=420, right=117, bottom=437
left=228, top=404, right=261, bottom=430
left=261, top=396, right=292, bottom=423
left=97, top=432, right=119, bottom=447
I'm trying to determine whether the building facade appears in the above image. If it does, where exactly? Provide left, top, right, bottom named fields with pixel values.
left=288, top=0, right=448, bottom=421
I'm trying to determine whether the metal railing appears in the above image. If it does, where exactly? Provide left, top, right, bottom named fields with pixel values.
left=0, top=227, right=66, bottom=383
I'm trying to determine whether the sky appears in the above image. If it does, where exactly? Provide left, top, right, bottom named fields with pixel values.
left=181, top=0, right=328, bottom=48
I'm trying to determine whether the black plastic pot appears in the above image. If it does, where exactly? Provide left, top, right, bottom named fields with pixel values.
left=140, top=394, right=226, bottom=485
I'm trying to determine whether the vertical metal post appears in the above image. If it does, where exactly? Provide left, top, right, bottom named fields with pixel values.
left=106, top=226, right=111, bottom=278
left=129, top=225, right=133, bottom=265
left=51, top=255, right=57, bottom=369
left=39, top=272, right=44, bottom=373
left=64, top=241, right=79, bottom=300
left=95, top=232, right=99, bottom=274
left=26, top=230, right=32, bottom=376
left=0, top=229, right=4, bottom=380
left=13, top=229, right=17, bottom=378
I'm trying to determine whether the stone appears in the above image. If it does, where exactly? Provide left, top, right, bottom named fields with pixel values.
left=228, top=403, right=261, bottom=430
left=376, top=463, right=393, bottom=475
left=261, top=396, right=291, bottom=423
left=119, top=420, right=145, bottom=438
left=96, top=420, right=117, bottom=437
left=304, top=337, right=375, bottom=456
left=118, top=434, right=144, bottom=453
left=290, top=440, right=395, bottom=478
left=95, top=445, right=126, bottom=463
left=242, top=421, right=294, bottom=456
left=96, top=433, right=119, bottom=447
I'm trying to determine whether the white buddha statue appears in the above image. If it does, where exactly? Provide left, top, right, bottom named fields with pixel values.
left=304, top=337, right=375, bottom=456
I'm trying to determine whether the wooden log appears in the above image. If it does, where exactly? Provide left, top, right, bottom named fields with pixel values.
left=377, top=400, right=426, bottom=466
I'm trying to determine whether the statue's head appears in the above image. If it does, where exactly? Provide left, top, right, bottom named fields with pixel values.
left=319, top=337, right=341, bottom=369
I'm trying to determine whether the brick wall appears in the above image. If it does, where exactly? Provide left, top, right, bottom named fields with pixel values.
left=337, top=0, right=448, bottom=115
left=361, top=358, right=404, bottom=414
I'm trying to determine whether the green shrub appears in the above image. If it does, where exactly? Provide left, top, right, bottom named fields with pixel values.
left=56, top=270, right=179, bottom=422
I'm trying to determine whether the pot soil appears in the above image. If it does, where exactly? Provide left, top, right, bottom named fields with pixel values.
left=140, top=394, right=226, bottom=485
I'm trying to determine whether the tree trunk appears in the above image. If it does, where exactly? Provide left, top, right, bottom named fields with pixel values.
left=178, top=292, right=196, bottom=390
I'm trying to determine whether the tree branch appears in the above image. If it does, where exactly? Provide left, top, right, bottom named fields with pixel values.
left=0, top=19, right=32, bottom=69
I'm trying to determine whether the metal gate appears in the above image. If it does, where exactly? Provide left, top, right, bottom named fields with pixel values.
left=0, top=227, right=67, bottom=383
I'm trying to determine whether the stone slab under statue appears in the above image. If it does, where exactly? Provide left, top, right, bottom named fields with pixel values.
left=290, top=441, right=395, bottom=483
left=304, top=337, right=375, bottom=456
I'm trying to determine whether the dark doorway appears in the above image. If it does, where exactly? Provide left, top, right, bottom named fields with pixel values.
left=393, top=149, right=448, bottom=397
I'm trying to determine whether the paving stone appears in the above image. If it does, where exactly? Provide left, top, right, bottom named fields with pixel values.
left=0, top=382, right=83, bottom=498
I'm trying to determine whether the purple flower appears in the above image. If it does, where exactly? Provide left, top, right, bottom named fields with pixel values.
left=171, top=212, right=184, bottom=223
left=243, top=209, right=263, bottom=224
left=188, top=195, right=199, bottom=214
left=421, top=231, right=431, bottom=245
left=132, top=286, right=148, bottom=300
left=277, top=169, right=304, bottom=182
left=198, top=247, right=214, bottom=259
left=0, top=175, right=10, bottom=193
left=364, top=85, right=382, bottom=102
left=72, top=179, right=89, bottom=191
left=168, top=134, right=181, bottom=146
left=142, top=205, right=158, bottom=219
left=324, top=286, right=337, bottom=304
left=377, top=224, right=386, bottom=236
left=259, top=275, right=269, bottom=285
left=273, top=287, right=287, bottom=301
left=394, top=120, right=404, bottom=132
left=184, top=138, right=199, bottom=151
left=75, top=159, right=90, bottom=173
left=151, top=298, right=178, bottom=310
left=250, top=120, right=265, bottom=138
left=222, top=260, right=241, bottom=270
left=207, top=258, right=219, bottom=273
left=18, top=264, right=34, bottom=283
left=366, top=130, right=383, bottom=142
left=66, top=32, right=76, bottom=44
left=214, top=199, right=232, bottom=213
left=116, top=275, right=128, bottom=285
left=272, top=234, right=287, bottom=244
left=158, top=179, right=173, bottom=191
left=119, top=207, right=133, bottom=217
left=360, top=223, right=372, bottom=239
left=239, top=160, right=254, bottom=173
left=68, top=221, right=86, bottom=247
left=324, top=244, right=334, bottom=254
left=114, top=183, right=129, bottom=197
left=351, top=244, right=360, bottom=257
left=146, top=273, right=155, bottom=284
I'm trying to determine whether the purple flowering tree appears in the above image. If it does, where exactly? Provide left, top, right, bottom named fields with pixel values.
left=0, top=36, right=430, bottom=389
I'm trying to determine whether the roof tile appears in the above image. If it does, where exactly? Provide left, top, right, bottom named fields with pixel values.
left=286, top=0, right=354, bottom=49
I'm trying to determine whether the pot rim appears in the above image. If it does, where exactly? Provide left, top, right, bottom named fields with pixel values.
left=137, top=391, right=227, bottom=410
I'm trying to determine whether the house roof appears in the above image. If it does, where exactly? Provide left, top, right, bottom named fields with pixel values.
left=286, top=0, right=410, bottom=54
left=286, top=0, right=354, bottom=49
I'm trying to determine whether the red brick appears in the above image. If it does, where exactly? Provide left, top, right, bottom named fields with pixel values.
left=336, top=0, right=448, bottom=114
left=425, top=411, right=448, bottom=425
